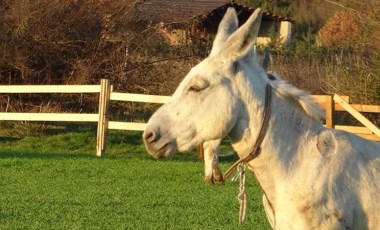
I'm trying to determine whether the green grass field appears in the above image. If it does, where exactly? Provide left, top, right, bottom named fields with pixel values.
left=0, top=129, right=270, bottom=229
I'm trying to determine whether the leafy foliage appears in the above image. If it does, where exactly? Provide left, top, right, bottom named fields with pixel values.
left=317, top=11, right=362, bottom=48
left=0, top=0, right=379, bottom=114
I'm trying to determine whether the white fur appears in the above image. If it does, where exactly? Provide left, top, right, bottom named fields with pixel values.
left=143, top=8, right=380, bottom=229
left=202, top=140, right=223, bottom=184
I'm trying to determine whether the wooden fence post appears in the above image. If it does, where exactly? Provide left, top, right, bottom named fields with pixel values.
left=325, top=95, right=334, bottom=128
left=97, top=79, right=111, bottom=157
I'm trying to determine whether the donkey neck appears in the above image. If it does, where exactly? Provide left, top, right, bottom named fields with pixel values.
left=229, top=60, right=324, bottom=158
left=229, top=68, right=324, bottom=208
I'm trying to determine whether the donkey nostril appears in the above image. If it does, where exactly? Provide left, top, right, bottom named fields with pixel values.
left=144, top=130, right=159, bottom=143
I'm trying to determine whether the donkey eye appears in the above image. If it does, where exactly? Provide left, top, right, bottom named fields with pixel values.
left=188, top=79, right=209, bottom=93
left=189, top=85, right=203, bottom=92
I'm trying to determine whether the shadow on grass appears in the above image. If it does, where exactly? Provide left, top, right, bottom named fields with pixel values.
left=0, top=148, right=238, bottom=165
left=0, top=150, right=95, bottom=160
left=107, top=131, right=144, bottom=146
left=0, top=147, right=201, bottom=163
left=0, top=137, right=21, bottom=142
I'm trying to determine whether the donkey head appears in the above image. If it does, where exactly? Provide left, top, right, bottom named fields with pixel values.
left=143, top=8, right=263, bottom=159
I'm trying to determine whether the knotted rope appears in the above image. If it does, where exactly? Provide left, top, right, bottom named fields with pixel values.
left=238, top=163, right=247, bottom=225
left=235, top=163, right=247, bottom=225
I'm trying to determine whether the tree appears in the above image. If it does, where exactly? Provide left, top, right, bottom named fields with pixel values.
left=317, top=11, right=362, bottom=48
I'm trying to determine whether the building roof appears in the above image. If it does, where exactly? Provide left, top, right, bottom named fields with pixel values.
left=135, top=0, right=294, bottom=24
left=135, top=0, right=229, bottom=24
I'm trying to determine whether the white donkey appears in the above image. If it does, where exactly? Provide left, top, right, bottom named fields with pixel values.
left=143, top=8, right=380, bottom=229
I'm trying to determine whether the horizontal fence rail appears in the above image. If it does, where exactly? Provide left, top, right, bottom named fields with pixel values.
left=0, top=79, right=379, bottom=156
left=110, top=92, right=171, bottom=104
left=0, top=85, right=102, bottom=93
left=108, top=92, right=170, bottom=132
left=0, top=113, right=98, bottom=122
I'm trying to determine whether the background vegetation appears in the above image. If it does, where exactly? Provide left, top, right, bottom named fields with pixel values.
left=1, top=0, right=379, bottom=109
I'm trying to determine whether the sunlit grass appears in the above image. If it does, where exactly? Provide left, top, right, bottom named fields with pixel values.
left=0, top=130, right=270, bottom=229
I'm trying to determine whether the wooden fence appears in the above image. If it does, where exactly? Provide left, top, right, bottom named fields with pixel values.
left=0, top=79, right=379, bottom=156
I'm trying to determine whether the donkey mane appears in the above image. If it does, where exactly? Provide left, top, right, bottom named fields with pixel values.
left=267, top=72, right=325, bottom=120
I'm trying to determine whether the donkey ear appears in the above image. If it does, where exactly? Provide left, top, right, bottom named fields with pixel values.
left=220, top=8, right=262, bottom=62
left=209, top=7, right=239, bottom=56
